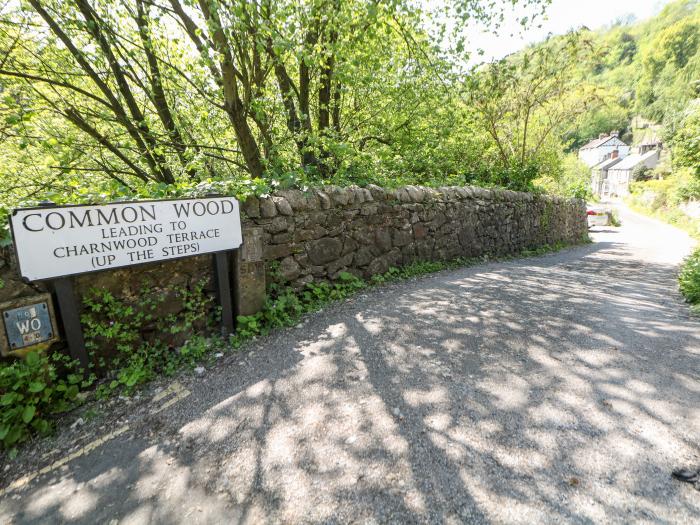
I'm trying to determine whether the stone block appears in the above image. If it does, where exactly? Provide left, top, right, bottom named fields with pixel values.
left=305, top=193, right=320, bottom=210
left=366, top=256, right=389, bottom=276
left=413, top=223, right=428, bottom=240
left=406, top=186, right=424, bottom=202
left=361, top=204, right=379, bottom=216
left=392, top=229, right=413, bottom=247
left=236, top=261, right=266, bottom=316
left=264, top=243, right=294, bottom=260
left=267, top=216, right=289, bottom=234
left=328, top=187, right=350, bottom=206
left=294, top=225, right=328, bottom=242
left=277, top=189, right=306, bottom=211
left=311, top=265, right=327, bottom=277
left=241, top=196, right=260, bottom=218
left=294, top=253, right=310, bottom=268
left=386, top=248, right=402, bottom=266
left=271, top=232, right=292, bottom=244
left=415, top=240, right=434, bottom=259
left=279, top=256, right=301, bottom=281
left=352, top=229, right=375, bottom=245
left=354, top=247, right=374, bottom=267
left=342, top=237, right=359, bottom=255
left=260, top=197, right=277, bottom=218
left=273, top=196, right=293, bottom=216
left=241, top=227, right=264, bottom=262
left=327, top=253, right=353, bottom=274
left=292, top=275, right=314, bottom=290
left=398, top=188, right=412, bottom=203
left=366, top=184, right=386, bottom=201
left=375, top=229, right=392, bottom=252
left=307, top=237, right=343, bottom=265
left=316, top=191, right=332, bottom=210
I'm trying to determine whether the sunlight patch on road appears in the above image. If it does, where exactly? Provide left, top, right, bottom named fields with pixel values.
left=0, top=381, right=192, bottom=499
left=0, top=425, right=130, bottom=498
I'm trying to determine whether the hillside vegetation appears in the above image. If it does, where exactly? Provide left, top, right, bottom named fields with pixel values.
left=0, top=0, right=698, bottom=212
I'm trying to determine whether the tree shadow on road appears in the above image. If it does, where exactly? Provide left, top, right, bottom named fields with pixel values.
left=3, top=241, right=700, bottom=524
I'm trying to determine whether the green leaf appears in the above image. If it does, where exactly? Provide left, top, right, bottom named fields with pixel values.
left=28, top=381, right=46, bottom=393
left=25, top=352, right=41, bottom=367
left=33, top=418, right=50, bottom=435
left=22, top=405, right=36, bottom=424
left=1, top=392, right=17, bottom=406
left=5, top=425, right=23, bottom=446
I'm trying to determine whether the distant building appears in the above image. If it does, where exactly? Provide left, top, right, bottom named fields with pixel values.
left=605, top=149, right=660, bottom=197
left=591, top=154, right=624, bottom=197
left=578, top=132, right=631, bottom=167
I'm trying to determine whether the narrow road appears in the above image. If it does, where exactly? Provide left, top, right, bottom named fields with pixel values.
left=2, top=205, right=699, bottom=524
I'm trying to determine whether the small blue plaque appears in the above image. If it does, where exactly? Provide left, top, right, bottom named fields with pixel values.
left=3, top=302, right=54, bottom=350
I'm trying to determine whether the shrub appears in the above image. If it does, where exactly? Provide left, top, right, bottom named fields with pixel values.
left=0, top=352, right=86, bottom=454
left=81, top=278, right=216, bottom=395
left=607, top=209, right=621, bottom=227
left=679, top=248, right=700, bottom=305
left=534, top=154, right=592, bottom=200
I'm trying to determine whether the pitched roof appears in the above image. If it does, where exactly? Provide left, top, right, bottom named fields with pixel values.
left=580, top=136, right=612, bottom=150
left=580, top=134, right=628, bottom=150
left=608, top=150, right=658, bottom=171
left=593, top=156, right=624, bottom=171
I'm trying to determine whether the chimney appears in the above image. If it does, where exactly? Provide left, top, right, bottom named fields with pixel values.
left=611, top=149, right=619, bottom=159
left=611, top=131, right=619, bottom=138
left=599, top=133, right=607, bottom=139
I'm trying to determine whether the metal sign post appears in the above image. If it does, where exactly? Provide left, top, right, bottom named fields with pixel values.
left=214, top=250, right=236, bottom=335
left=51, top=277, right=89, bottom=370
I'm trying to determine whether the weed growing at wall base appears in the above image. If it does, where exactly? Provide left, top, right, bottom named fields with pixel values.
left=0, top=352, right=90, bottom=457
left=81, top=278, right=216, bottom=397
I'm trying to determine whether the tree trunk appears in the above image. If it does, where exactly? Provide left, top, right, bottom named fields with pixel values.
left=135, top=0, right=198, bottom=179
left=29, top=0, right=174, bottom=183
left=332, top=80, right=341, bottom=132
left=74, top=0, right=175, bottom=183
left=196, top=0, right=264, bottom=178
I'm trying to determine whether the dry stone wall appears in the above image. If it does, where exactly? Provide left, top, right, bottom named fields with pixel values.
left=242, top=185, right=587, bottom=289
left=0, top=184, right=586, bottom=358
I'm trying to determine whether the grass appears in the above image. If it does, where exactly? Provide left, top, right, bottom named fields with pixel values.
left=626, top=200, right=700, bottom=240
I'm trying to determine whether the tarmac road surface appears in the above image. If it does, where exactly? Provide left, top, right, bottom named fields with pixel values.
left=1, top=204, right=699, bottom=524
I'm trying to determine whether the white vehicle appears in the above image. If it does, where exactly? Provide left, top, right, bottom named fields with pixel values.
left=587, top=206, right=611, bottom=227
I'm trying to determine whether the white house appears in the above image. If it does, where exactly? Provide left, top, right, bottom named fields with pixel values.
left=578, top=132, right=631, bottom=167
left=591, top=155, right=624, bottom=197
left=605, top=149, right=660, bottom=196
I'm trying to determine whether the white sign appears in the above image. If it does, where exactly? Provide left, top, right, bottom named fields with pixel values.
left=11, top=197, right=242, bottom=281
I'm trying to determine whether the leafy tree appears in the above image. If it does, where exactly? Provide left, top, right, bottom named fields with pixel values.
left=0, top=0, right=551, bottom=201
left=465, top=32, right=602, bottom=190
left=673, top=101, right=700, bottom=176
left=613, top=32, right=637, bottom=65
left=633, top=163, right=653, bottom=181
left=637, top=17, right=700, bottom=121
left=535, top=154, right=592, bottom=199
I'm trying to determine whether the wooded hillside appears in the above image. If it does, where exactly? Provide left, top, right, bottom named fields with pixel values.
left=0, top=0, right=698, bottom=225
